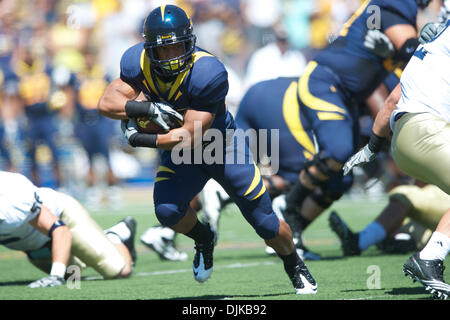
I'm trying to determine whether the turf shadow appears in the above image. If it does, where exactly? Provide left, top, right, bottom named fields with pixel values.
left=168, top=292, right=292, bottom=300
left=388, top=286, right=433, bottom=298
left=0, top=280, right=37, bottom=287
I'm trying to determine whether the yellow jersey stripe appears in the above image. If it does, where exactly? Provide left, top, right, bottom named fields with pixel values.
left=140, top=50, right=158, bottom=94
left=317, top=112, right=345, bottom=121
left=155, top=177, right=170, bottom=183
left=298, top=61, right=347, bottom=115
left=283, top=81, right=316, bottom=155
left=167, top=51, right=213, bottom=101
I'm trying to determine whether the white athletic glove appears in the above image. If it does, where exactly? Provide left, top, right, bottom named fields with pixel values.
left=125, top=100, right=184, bottom=132
left=419, top=22, right=445, bottom=44
left=152, top=102, right=184, bottom=132
left=343, top=144, right=378, bottom=176
left=121, top=118, right=139, bottom=141
left=364, top=29, right=395, bottom=59
left=28, top=275, right=64, bottom=288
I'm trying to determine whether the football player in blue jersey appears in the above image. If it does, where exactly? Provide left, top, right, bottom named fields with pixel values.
left=72, top=49, right=120, bottom=208
left=279, top=0, right=433, bottom=243
left=14, top=45, right=72, bottom=188
left=98, top=5, right=317, bottom=294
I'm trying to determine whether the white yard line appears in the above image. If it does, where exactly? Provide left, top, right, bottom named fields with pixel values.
left=83, top=261, right=277, bottom=281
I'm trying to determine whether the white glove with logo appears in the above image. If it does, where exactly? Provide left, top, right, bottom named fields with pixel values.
left=343, top=144, right=378, bottom=176
left=151, top=102, right=184, bottom=132
left=364, top=29, right=395, bottom=59
left=28, top=275, right=64, bottom=288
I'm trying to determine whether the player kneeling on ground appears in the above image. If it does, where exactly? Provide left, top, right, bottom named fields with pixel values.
left=0, top=170, right=137, bottom=288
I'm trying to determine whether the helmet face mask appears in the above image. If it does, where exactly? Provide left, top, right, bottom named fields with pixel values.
left=143, top=5, right=197, bottom=79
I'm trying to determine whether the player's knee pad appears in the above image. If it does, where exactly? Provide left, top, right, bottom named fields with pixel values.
left=155, top=203, right=186, bottom=227
left=310, top=189, right=342, bottom=209
left=303, top=153, right=341, bottom=186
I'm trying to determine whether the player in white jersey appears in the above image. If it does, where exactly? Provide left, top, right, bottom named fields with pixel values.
left=343, top=21, right=450, bottom=299
left=0, top=171, right=137, bottom=288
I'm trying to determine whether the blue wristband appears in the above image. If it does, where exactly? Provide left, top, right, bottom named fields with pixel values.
left=48, top=220, right=66, bottom=237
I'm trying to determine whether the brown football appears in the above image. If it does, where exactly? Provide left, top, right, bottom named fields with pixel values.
left=135, top=117, right=167, bottom=134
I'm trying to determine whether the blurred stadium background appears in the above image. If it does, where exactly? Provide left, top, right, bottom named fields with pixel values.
left=0, top=0, right=444, bottom=207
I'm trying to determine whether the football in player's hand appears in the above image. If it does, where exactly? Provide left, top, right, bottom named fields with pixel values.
left=136, top=116, right=167, bottom=134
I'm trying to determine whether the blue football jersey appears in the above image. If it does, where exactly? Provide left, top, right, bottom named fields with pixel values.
left=119, top=42, right=234, bottom=132
left=314, top=0, right=418, bottom=102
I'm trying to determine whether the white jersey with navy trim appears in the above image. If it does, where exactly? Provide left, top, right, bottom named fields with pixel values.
left=391, top=22, right=450, bottom=130
left=0, top=171, right=68, bottom=251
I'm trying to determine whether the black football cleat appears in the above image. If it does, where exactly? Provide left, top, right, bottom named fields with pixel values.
left=121, top=216, right=137, bottom=265
left=193, top=230, right=216, bottom=283
left=285, top=260, right=318, bottom=295
left=328, top=211, right=361, bottom=256
left=376, top=235, right=417, bottom=254
left=403, top=253, right=449, bottom=300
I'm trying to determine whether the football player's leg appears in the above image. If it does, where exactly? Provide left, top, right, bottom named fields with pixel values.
left=198, top=179, right=231, bottom=238
left=287, top=70, right=357, bottom=217
left=207, top=142, right=317, bottom=293
left=392, top=113, right=450, bottom=194
left=153, top=157, right=214, bottom=282
left=389, top=184, right=450, bottom=232
left=60, top=195, right=132, bottom=278
left=140, top=224, right=188, bottom=261
left=42, top=120, right=62, bottom=188
left=404, top=209, right=450, bottom=299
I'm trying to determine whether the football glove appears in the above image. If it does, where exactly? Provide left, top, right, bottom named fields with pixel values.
left=343, top=144, right=377, bottom=176
left=419, top=22, right=445, bottom=44
left=28, top=275, right=64, bottom=288
left=121, top=119, right=139, bottom=141
left=364, top=29, right=395, bottom=59
left=152, top=102, right=184, bottom=132
left=125, top=100, right=183, bottom=132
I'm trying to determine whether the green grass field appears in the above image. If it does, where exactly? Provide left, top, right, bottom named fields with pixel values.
left=0, top=188, right=447, bottom=301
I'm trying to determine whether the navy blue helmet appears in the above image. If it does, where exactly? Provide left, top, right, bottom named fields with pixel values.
left=143, top=5, right=196, bottom=79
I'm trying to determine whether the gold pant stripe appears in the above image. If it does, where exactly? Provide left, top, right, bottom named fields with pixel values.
left=282, top=81, right=316, bottom=155
left=157, top=165, right=175, bottom=174
left=244, top=163, right=262, bottom=197
left=251, top=183, right=266, bottom=201
left=298, top=61, right=347, bottom=115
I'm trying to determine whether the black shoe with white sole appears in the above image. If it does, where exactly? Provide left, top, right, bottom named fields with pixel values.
left=403, top=253, right=449, bottom=300
left=285, top=260, right=318, bottom=295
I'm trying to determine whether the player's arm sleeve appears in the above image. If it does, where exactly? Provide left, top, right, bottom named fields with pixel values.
left=119, top=45, right=142, bottom=90
left=380, top=10, right=415, bottom=32
left=189, top=59, right=229, bottom=114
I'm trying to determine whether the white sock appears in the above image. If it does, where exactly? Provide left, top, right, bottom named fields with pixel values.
left=358, top=221, right=387, bottom=251
left=419, top=231, right=450, bottom=261
left=105, top=222, right=131, bottom=243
